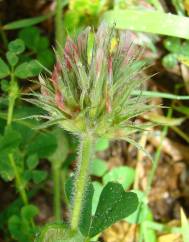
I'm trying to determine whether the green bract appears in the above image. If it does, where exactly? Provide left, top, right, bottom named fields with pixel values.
left=30, top=24, right=153, bottom=146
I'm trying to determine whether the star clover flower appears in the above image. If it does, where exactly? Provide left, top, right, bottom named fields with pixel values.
left=30, top=24, right=153, bottom=151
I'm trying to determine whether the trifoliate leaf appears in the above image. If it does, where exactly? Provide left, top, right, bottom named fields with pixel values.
left=0, top=58, right=10, bottom=78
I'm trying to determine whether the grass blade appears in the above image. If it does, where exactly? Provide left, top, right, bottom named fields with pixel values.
left=3, top=13, right=53, bottom=30
left=103, top=10, right=189, bottom=39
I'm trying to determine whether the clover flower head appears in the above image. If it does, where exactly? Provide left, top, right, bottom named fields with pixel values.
left=31, top=23, right=153, bottom=150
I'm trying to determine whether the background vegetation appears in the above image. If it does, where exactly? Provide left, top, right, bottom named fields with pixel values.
left=0, top=0, right=189, bottom=241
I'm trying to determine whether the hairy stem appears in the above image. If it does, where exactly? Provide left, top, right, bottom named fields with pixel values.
left=71, top=134, right=94, bottom=231
left=52, top=163, right=61, bottom=221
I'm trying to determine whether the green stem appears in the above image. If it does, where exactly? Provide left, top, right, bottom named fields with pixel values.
left=6, top=72, right=31, bottom=222
left=0, top=23, right=8, bottom=48
left=52, top=163, right=61, bottom=221
left=171, top=126, right=189, bottom=144
left=71, top=134, right=94, bottom=231
left=9, top=154, right=28, bottom=205
left=7, top=72, right=17, bottom=126
left=55, top=0, right=63, bottom=53
left=146, top=108, right=173, bottom=195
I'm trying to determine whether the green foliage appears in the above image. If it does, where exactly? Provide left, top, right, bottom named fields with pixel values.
left=125, top=190, right=149, bottom=224
left=26, top=154, right=39, bottom=170
left=26, top=132, right=57, bottom=158
left=163, top=37, right=189, bottom=68
left=89, top=182, right=138, bottom=237
left=103, top=166, right=135, bottom=190
left=31, top=170, right=48, bottom=184
left=64, top=0, right=106, bottom=32
left=90, top=158, right=108, bottom=177
left=3, top=14, right=52, bottom=30
left=0, top=127, right=21, bottom=181
left=2, top=2, right=189, bottom=241
left=6, top=51, right=19, bottom=67
left=8, top=204, right=38, bottom=242
left=0, top=58, right=10, bottom=78
left=65, top=178, right=138, bottom=238
left=18, top=27, right=54, bottom=68
left=95, top=137, right=109, bottom=151
left=8, top=39, right=25, bottom=54
left=103, top=10, right=189, bottom=39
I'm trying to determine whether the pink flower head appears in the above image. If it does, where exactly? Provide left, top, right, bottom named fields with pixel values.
left=64, top=37, right=78, bottom=70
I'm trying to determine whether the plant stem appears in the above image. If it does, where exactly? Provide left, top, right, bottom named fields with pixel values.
left=55, top=0, right=63, bottom=53
left=0, top=22, right=8, bottom=48
left=71, top=134, right=94, bottom=231
left=6, top=72, right=29, bottom=207
left=52, top=163, right=61, bottom=221
left=9, top=154, right=28, bottom=205
left=171, top=126, right=189, bottom=144
left=146, top=108, right=173, bottom=195
left=7, top=72, right=17, bottom=126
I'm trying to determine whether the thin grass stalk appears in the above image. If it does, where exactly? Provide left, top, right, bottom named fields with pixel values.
left=55, top=0, right=63, bottom=54
left=145, top=108, right=172, bottom=195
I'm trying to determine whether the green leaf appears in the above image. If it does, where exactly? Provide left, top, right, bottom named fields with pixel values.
left=6, top=51, right=19, bottom=67
left=32, top=170, right=47, bottom=184
left=28, top=60, right=42, bottom=76
left=15, top=62, right=30, bottom=79
left=21, top=204, right=39, bottom=221
left=26, top=132, right=57, bottom=158
left=8, top=215, right=23, bottom=239
left=90, top=159, right=108, bottom=177
left=0, top=127, right=21, bottom=181
left=144, top=113, right=185, bottom=126
left=164, top=37, right=181, bottom=53
left=162, top=53, right=178, bottom=69
left=103, top=166, right=135, bottom=190
left=0, top=58, right=10, bottom=78
left=15, top=60, right=42, bottom=79
left=18, top=27, right=40, bottom=50
left=8, top=215, right=32, bottom=242
left=92, top=181, right=103, bottom=215
left=95, top=137, right=109, bottom=151
left=103, top=10, right=189, bottom=39
left=37, top=49, right=55, bottom=68
left=26, top=154, right=39, bottom=170
left=35, top=36, right=49, bottom=51
left=8, top=206, right=37, bottom=242
left=125, top=190, right=149, bottom=224
left=8, top=39, right=25, bottom=54
left=0, top=79, right=9, bottom=92
left=3, top=14, right=52, bottom=30
left=89, top=182, right=138, bottom=237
